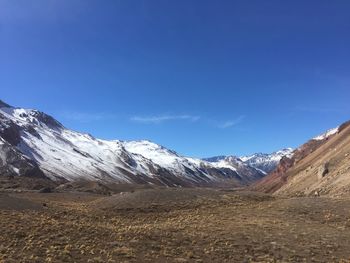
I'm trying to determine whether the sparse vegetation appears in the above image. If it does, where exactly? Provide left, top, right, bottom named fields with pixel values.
left=1, top=189, right=350, bottom=262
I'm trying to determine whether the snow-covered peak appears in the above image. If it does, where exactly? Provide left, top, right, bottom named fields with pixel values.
left=238, top=148, right=294, bottom=174
left=205, top=148, right=293, bottom=175
left=2, top=108, right=37, bottom=122
left=122, top=140, right=206, bottom=176
left=123, top=140, right=174, bottom=154
left=206, top=155, right=265, bottom=181
left=210, top=157, right=239, bottom=171
left=1, top=107, right=63, bottom=130
left=313, top=127, right=339, bottom=141
left=241, top=148, right=293, bottom=162
left=275, top=148, right=294, bottom=155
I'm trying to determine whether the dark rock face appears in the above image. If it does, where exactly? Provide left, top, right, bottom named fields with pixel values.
left=119, top=150, right=138, bottom=168
left=25, top=125, right=42, bottom=139
left=0, top=120, right=22, bottom=146
left=30, top=111, right=63, bottom=130
left=0, top=139, right=46, bottom=178
left=318, top=163, right=329, bottom=180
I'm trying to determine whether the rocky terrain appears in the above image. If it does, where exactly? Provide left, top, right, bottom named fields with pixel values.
left=254, top=120, right=350, bottom=197
left=1, top=189, right=350, bottom=262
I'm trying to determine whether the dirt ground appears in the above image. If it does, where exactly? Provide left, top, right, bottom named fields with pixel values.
left=1, top=188, right=350, bottom=262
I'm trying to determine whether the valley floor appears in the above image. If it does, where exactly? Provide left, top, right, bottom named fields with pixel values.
left=1, top=188, right=350, bottom=262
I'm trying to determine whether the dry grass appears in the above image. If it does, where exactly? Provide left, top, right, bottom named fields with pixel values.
left=1, top=189, right=350, bottom=262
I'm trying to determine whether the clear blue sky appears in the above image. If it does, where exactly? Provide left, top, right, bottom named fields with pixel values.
left=1, top=0, right=349, bottom=157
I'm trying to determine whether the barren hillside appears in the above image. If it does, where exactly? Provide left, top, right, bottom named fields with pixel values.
left=255, top=121, right=350, bottom=197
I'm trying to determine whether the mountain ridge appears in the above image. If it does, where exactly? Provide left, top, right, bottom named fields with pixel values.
left=0, top=100, right=267, bottom=188
left=204, top=148, right=293, bottom=175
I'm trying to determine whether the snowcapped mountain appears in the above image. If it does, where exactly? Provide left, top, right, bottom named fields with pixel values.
left=240, top=148, right=294, bottom=174
left=0, top=100, right=265, bottom=187
left=124, top=141, right=265, bottom=185
left=205, top=156, right=266, bottom=181
left=205, top=148, right=293, bottom=175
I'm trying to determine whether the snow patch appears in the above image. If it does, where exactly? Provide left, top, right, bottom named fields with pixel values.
left=313, top=127, right=339, bottom=141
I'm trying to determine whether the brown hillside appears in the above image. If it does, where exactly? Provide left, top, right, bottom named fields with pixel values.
left=254, top=120, right=350, bottom=197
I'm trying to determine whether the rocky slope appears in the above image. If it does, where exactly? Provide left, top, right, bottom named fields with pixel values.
left=0, top=137, right=45, bottom=179
left=254, top=120, right=350, bottom=196
left=0, top=100, right=265, bottom=188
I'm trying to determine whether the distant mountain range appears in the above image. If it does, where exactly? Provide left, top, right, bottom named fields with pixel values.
left=204, top=149, right=293, bottom=175
left=240, top=148, right=293, bottom=174
left=0, top=100, right=292, bottom=188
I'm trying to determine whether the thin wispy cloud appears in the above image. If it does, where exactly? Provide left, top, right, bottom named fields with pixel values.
left=131, top=115, right=200, bottom=124
left=219, top=121, right=237, bottom=129
left=131, top=113, right=246, bottom=129
left=59, top=111, right=117, bottom=123
left=217, top=115, right=245, bottom=129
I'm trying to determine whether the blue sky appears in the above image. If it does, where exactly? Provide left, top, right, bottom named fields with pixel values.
left=1, top=0, right=350, bottom=157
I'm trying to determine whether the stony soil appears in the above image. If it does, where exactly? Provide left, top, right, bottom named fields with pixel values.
left=1, top=189, right=350, bottom=262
